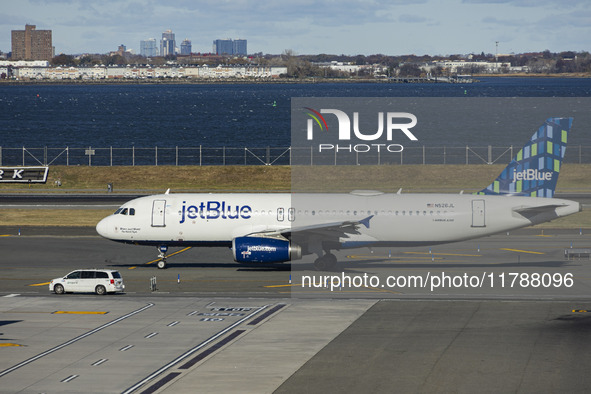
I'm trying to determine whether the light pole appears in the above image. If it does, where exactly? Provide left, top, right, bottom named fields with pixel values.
left=495, top=41, right=499, bottom=73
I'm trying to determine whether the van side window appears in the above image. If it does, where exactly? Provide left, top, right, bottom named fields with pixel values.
left=81, top=271, right=95, bottom=279
left=96, top=272, right=108, bottom=279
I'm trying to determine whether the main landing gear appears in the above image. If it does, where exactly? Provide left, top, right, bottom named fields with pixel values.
left=314, top=253, right=337, bottom=271
left=157, top=245, right=168, bottom=269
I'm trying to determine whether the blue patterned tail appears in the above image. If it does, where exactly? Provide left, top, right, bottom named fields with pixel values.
left=476, top=117, right=573, bottom=198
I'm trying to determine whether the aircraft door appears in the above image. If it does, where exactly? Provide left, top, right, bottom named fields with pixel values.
left=471, top=199, right=486, bottom=227
left=152, top=199, right=166, bottom=227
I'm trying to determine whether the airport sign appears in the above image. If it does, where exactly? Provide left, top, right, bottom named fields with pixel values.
left=0, top=166, right=49, bottom=183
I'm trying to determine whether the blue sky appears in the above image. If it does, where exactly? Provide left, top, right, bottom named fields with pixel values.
left=1, top=0, right=589, bottom=56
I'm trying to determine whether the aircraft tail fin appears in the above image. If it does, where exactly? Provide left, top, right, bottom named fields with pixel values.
left=476, top=117, right=573, bottom=198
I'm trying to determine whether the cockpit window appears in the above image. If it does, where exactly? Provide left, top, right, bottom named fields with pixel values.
left=114, top=207, right=135, bottom=216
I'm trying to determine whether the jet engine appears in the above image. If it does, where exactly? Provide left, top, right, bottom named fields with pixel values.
left=232, top=236, right=302, bottom=263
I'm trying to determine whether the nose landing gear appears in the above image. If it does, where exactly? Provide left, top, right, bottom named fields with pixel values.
left=157, top=245, right=168, bottom=269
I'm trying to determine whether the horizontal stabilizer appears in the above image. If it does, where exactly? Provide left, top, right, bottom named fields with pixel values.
left=513, top=204, right=564, bottom=220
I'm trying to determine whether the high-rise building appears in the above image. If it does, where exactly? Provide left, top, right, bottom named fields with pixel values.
left=11, top=24, right=53, bottom=61
left=233, top=39, right=247, bottom=56
left=160, top=29, right=175, bottom=57
left=180, top=39, right=192, bottom=55
left=213, top=38, right=247, bottom=55
left=213, top=39, right=233, bottom=55
left=140, top=38, right=159, bottom=57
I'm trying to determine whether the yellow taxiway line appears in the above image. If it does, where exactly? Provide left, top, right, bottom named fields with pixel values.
left=500, top=248, right=545, bottom=255
left=130, top=247, right=193, bottom=269
left=52, top=311, right=109, bottom=315
left=29, top=282, right=50, bottom=287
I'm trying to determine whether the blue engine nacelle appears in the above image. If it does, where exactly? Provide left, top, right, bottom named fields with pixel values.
left=232, top=237, right=302, bottom=263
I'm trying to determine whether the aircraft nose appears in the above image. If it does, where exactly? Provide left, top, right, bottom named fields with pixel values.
left=96, top=217, right=110, bottom=238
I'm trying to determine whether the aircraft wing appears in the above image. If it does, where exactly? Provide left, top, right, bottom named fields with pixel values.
left=243, top=215, right=374, bottom=241
left=286, top=215, right=374, bottom=239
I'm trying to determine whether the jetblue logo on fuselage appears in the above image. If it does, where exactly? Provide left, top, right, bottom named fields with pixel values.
left=180, top=201, right=252, bottom=223
left=512, top=169, right=552, bottom=182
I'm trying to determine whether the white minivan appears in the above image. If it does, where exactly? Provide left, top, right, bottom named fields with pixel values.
left=50, top=269, right=125, bottom=295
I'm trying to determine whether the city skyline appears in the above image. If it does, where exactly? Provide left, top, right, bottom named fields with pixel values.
left=1, top=0, right=589, bottom=56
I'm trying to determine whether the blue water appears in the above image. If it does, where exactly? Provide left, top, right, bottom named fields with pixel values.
left=1, top=78, right=590, bottom=148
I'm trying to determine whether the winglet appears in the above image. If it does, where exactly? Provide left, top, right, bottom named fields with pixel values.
left=476, top=117, right=573, bottom=198
left=165, top=188, right=170, bottom=195
left=359, top=215, right=374, bottom=229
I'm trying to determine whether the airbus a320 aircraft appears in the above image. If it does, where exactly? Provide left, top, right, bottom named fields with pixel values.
left=96, top=118, right=580, bottom=270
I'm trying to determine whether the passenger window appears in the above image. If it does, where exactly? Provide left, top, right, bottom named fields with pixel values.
left=277, top=208, right=284, bottom=221
left=81, top=271, right=95, bottom=279
left=288, top=208, right=295, bottom=222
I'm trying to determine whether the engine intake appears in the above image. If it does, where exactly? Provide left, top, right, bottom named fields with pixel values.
left=232, top=237, right=302, bottom=263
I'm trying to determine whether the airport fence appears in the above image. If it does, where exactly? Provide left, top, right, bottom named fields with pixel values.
left=1, top=145, right=590, bottom=167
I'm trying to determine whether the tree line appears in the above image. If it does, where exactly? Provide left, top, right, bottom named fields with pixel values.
left=46, top=50, right=591, bottom=77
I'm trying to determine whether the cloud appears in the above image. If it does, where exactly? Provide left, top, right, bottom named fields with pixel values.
left=481, top=16, right=529, bottom=27
left=398, top=14, right=429, bottom=23
left=462, top=0, right=590, bottom=7
left=2, top=0, right=589, bottom=56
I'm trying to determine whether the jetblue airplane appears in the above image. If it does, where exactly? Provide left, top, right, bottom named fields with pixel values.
left=96, top=118, right=580, bottom=270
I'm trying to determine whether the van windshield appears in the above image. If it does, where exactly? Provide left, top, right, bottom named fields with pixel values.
left=66, top=271, right=80, bottom=279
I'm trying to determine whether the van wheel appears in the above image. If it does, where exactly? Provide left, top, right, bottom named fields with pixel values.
left=54, top=284, right=64, bottom=294
left=95, top=285, right=106, bottom=295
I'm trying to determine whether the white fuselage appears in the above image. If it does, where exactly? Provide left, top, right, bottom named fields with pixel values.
left=96, top=192, right=580, bottom=250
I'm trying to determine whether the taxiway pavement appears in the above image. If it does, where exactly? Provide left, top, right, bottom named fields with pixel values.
left=1, top=229, right=591, bottom=393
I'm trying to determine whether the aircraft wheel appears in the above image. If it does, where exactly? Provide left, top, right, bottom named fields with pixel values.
left=325, top=253, right=338, bottom=270
left=314, top=257, right=327, bottom=271
left=314, top=254, right=338, bottom=271
left=157, top=260, right=167, bottom=269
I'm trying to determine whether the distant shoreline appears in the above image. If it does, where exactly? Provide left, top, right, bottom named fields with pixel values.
left=1, top=73, right=589, bottom=86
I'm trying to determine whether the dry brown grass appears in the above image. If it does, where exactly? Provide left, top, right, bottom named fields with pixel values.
left=2, top=164, right=589, bottom=193
left=0, top=209, right=113, bottom=227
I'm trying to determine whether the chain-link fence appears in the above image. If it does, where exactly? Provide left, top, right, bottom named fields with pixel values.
left=1, top=145, right=590, bottom=166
